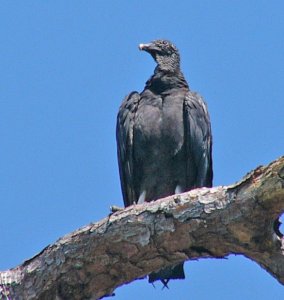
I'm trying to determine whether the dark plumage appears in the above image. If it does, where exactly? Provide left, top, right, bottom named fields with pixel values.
left=116, top=40, right=213, bottom=285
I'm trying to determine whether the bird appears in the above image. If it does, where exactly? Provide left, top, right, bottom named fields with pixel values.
left=116, top=39, right=213, bottom=286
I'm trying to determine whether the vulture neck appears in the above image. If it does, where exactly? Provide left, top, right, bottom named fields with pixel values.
left=145, top=66, right=189, bottom=93
left=155, top=53, right=180, bottom=73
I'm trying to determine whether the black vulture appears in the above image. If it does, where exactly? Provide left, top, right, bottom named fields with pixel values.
left=116, top=40, right=213, bottom=286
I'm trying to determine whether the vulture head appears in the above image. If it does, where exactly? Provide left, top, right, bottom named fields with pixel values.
left=139, top=39, right=180, bottom=72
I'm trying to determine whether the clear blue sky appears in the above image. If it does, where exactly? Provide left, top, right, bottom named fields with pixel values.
left=1, top=1, right=283, bottom=299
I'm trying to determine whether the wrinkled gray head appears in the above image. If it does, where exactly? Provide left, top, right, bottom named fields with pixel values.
left=139, top=39, right=180, bottom=72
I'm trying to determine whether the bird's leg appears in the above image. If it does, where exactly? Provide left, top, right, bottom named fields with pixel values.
left=137, top=190, right=146, bottom=204
left=174, top=185, right=184, bottom=194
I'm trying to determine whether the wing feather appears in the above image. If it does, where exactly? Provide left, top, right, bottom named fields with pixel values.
left=184, top=92, right=213, bottom=188
left=116, top=92, right=140, bottom=206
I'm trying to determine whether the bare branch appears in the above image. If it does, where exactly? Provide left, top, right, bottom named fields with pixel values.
left=1, top=156, right=284, bottom=300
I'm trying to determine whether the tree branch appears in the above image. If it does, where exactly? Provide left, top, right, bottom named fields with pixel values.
left=1, top=156, right=284, bottom=300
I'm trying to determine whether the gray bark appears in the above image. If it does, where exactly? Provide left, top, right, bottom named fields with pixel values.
left=0, top=156, right=284, bottom=300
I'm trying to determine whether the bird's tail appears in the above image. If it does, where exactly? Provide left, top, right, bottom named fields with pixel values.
left=148, top=263, right=185, bottom=288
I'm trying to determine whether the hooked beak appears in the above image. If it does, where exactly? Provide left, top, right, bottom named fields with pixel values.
left=138, top=42, right=156, bottom=52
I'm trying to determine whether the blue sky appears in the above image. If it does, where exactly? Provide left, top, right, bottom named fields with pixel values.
left=0, top=1, right=283, bottom=299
